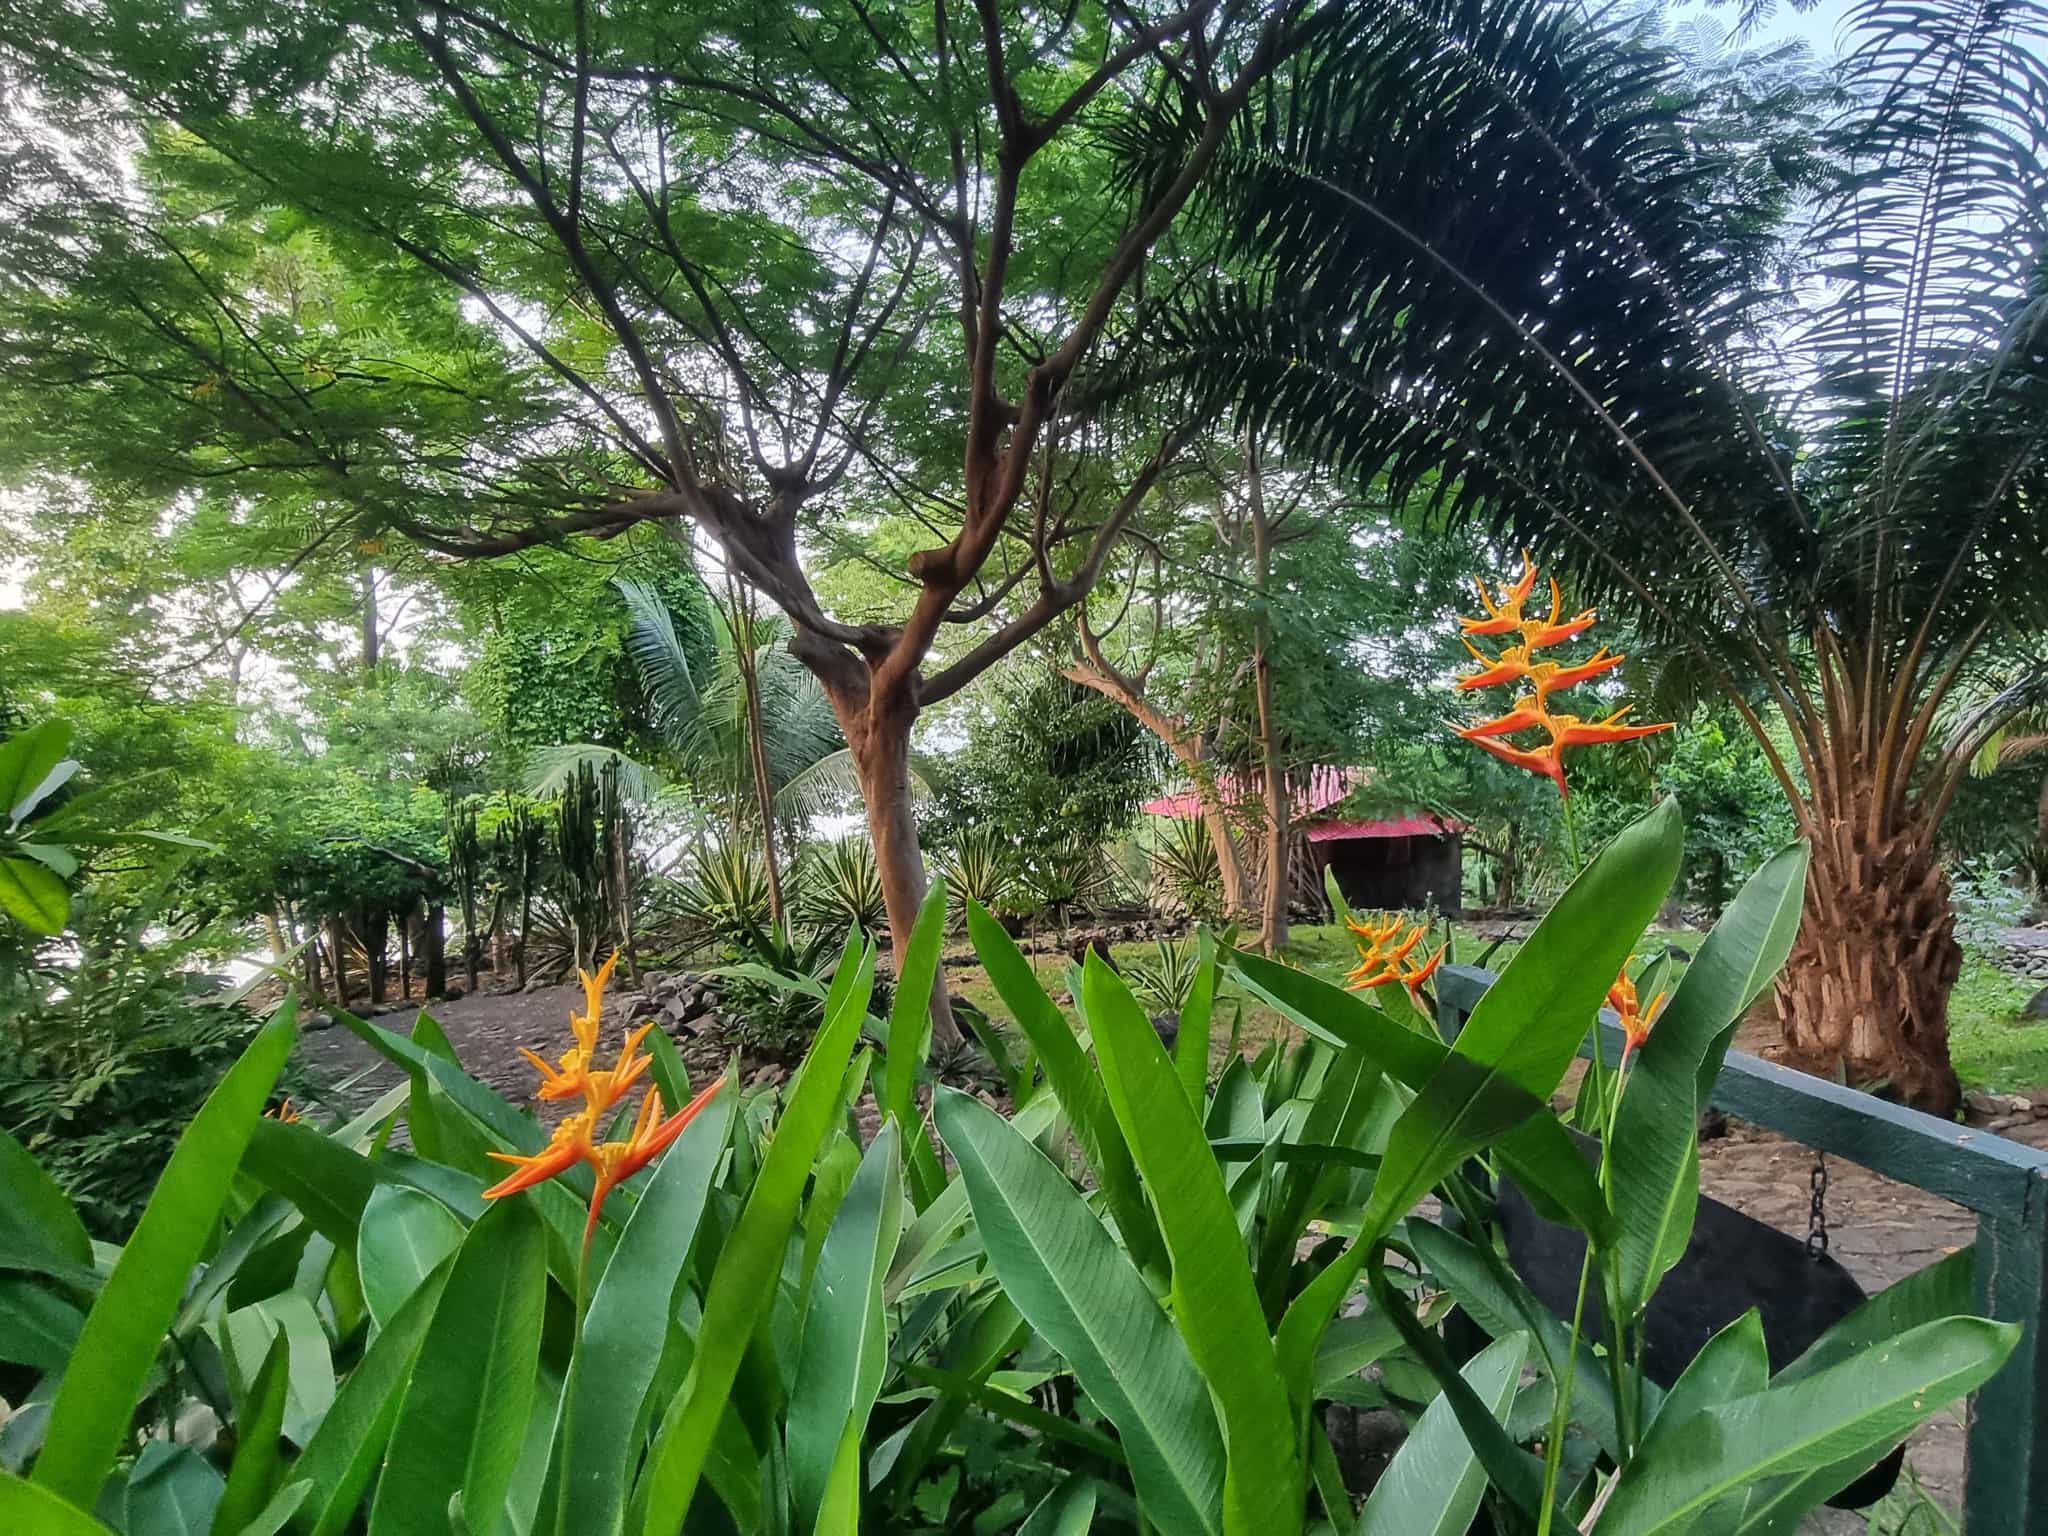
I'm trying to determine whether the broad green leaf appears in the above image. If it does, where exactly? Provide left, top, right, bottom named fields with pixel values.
left=0, top=1277, right=82, bottom=1369
left=636, top=935, right=874, bottom=1535
left=882, top=883, right=946, bottom=1133
left=1228, top=950, right=1612, bottom=1241
left=965, top=900, right=1165, bottom=1278
left=242, top=1120, right=379, bottom=1251
left=1630, top=1312, right=1770, bottom=1536
left=356, top=1186, right=464, bottom=1330
left=1357, top=1331, right=1526, bottom=1536
left=0, top=1124, right=93, bottom=1284
left=1777, top=1245, right=1974, bottom=1387
left=217, top=1293, right=334, bottom=1448
left=1596, top=1316, right=2019, bottom=1536
left=1177, top=928, right=1218, bottom=1108
left=1453, top=798, right=1682, bottom=1102
left=935, top=1087, right=1225, bottom=1536
left=1612, top=842, right=1810, bottom=1316
left=124, top=1441, right=224, bottom=1536
left=211, top=1333, right=290, bottom=1536
left=557, top=1074, right=737, bottom=1536
left=0, top=1468, right=115, bottom=1534
left=223, top=1480, right=308, bottom=1536
left=34, top=1004, right=296, bottom=1511
left=788, top=1123, right=905, bottom=1533
left=1085, top=954, right=1302, bottom=1536
left=1017, top=1475, right=1097, bottom=1536
left=0, top=720, right=74, bottom=827
left=369, top=1200, right=547, bottom=1536
left=291, top=1264, right=451, bottom=1536
left=1406, top=1218, right=1646, bottom=1459
left=0, top=854, right=69, bottom=933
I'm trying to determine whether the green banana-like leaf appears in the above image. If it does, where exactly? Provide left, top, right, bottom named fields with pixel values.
left=1177, top=927, right=1219, bottom=1109
left=290, top=1261, right=452, bottom=1536
left=1596, top=1317, right=2019, bottom=1536
left=368, top=1200, right=547, bottom=1536
left=1085, top=954, right=1304, bottom=1536
left=1611, top=842, right=1810, bottom=1317
left=556, top=1075, right=736, bottom=1536
left=1227, top=951, right=1611, bottom=1242
left=965, top=900, right=1166, bottom=1279
left=883, top=885, right=949, bottom=1208
left=211, top=1332, right=290, bottom=1536
left=787, top=1123, right=905, bottom=1533
left=0, top=854, right=68, bottom=933
left=935, top=1086, right=1226, bottom=1536
left=636, top=933, right=874, bottom=1535
left=34, top=1003, right=296, bottom=1511
left=356, top=1186, right=464, bottom=1330
left=0, top=1123, right=93, bottom=1286
left=1357, top=1331, right=1526, bottom=1536
left=1017, top=1475, right=1097, bottom=1535
left=0, top=1469, right=114, bottom=1534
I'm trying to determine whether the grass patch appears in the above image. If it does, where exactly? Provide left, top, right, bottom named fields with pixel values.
left=1945, top=954, right=2048, bottom=1092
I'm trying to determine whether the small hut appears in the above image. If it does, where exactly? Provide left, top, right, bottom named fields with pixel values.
left=1141, top=766, right=1463, bottom=917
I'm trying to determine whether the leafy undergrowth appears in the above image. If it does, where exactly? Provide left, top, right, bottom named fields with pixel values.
left=949, top=922, right=2047, bottom=1100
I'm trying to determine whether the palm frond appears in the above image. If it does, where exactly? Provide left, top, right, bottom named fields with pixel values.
left=522, top=743, right=665, bottom=803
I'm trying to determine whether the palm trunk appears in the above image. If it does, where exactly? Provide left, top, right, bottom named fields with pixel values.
left=424, top=901, right=447, bottom=997
left=1775, top=788, right=1962, bottom=1116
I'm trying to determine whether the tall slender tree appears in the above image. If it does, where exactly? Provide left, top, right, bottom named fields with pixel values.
left=1144, top=0, right=2048, bottom=1108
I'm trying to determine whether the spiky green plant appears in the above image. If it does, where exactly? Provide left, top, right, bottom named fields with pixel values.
left=796, top=837, right=888, bottom=937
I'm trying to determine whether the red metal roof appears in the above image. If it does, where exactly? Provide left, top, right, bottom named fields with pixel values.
left=1141, top=768, right=1456, bottom=842
left=1140, top=765, right=1363, bottom=821
left=1306, top=814, right=1457, bottom=844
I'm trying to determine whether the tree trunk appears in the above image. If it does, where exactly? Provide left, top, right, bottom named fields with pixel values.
left=1246, top=448, right=1288, bottom=953
left=361, top=566, right=380, bottom=670
left=364, top=907, right=388, bottom=1006
left=837, top=685, right=960, bottom=1047
left=1775, top=810, right=1962, bottom=1116
left=327, top=916, right=352, bottom=1009
left=398, top=914, right=412, bottom=1002
left=1063, top=660, right=1254, bottom=918
left=425, top=901, right=447, bottom=997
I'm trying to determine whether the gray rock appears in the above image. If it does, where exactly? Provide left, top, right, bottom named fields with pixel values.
left=2024, top=985, right=2048, bottom=1020
left=303, top=1010, right=336, bottom=1032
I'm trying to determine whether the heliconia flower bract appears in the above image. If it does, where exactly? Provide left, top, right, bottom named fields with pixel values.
left=1609, top=958, right=1667, bottom=1059
left=1451, top=556, right=1672, bottom=796
left=1344, top=911, right=1446, bottom=1003
left=483, top=948, right=725, bottom=1254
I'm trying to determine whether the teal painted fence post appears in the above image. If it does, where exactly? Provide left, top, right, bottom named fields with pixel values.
left=1967, top=1174, right=2048, bottom=1532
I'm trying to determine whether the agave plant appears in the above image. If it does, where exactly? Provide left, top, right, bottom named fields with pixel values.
left=1125, top=935, right=1202, bottom=1017
left=1149, top=816, right=1225, bottom=922
left=662, top=840, right=773, bottom=949
left=939, top=825, right=1017, bottom=922
left=795, top=836, right=888, bottom=936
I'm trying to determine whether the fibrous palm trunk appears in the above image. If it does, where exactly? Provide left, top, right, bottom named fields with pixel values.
left=1776, top=804, right=1962, bottom=1115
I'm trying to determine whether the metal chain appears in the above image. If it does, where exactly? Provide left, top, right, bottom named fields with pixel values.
left=1807, top=1150, right=1830, bottom=1261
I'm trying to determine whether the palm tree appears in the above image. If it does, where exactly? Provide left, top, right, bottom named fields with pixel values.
left=1145, top=0, right=2048, bottom=1109
left=530, top=578, right=870, bottom=925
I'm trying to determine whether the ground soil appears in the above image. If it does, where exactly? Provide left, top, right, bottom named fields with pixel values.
left=291, top=979, right=2037, bottom=1529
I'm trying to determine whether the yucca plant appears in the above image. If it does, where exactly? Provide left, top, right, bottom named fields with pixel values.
left=794, top=836, right=888, bottom=936
left=1125, top=935, right=1203, bottom=1017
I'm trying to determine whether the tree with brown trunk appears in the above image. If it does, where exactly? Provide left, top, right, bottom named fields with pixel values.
left=1150, top=0, right=2048, bottom=1111
left=0, top=0, right=1324, bottom=1047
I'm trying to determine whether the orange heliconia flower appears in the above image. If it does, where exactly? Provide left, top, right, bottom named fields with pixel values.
left=264, top=1098, right=301, bottom=1124
left=1452, top=557, right=1671, bottom=796
left=483, top=1080, right=724, bottom=1251
left=483, top=949, right=724, bottom=1253
left=1608, top=959, right=1667, bottom=1059
left=1344, top=912, right=1447, bottom=1000
left=1459, top=552, right=1540, bottom=637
